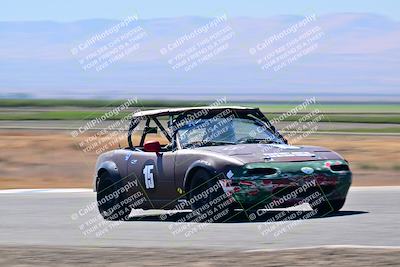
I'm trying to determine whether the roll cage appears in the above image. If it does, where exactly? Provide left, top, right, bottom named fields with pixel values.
left=127, top=107, right=287, bottom=150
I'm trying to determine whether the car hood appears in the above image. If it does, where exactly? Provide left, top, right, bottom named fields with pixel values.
left=196, top=143, right=343, bottom=164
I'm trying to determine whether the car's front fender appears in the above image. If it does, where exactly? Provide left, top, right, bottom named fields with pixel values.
left=183, top=160, right=218, bottom=193
left=94, top=160, right=121, bottom=192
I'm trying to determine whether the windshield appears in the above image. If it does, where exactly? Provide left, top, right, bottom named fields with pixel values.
left=176, top=117, right=283, bottom=148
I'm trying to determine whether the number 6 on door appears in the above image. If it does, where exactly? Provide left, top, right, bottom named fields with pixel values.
left=143, top=165, right=155, bottom=189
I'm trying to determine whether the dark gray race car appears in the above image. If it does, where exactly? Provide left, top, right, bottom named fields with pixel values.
left=94, top=106, right=351, bottom=221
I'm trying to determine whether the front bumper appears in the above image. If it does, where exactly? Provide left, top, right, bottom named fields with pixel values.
left=220, top=160, right=352, bottom=209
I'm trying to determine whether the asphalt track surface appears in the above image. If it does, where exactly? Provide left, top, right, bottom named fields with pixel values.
left=0, top=187, right=399, bottom=250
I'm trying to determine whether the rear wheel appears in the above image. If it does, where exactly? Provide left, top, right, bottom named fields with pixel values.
left=96, top=172, right=132, bottom=221
left=188, top=169, right=235, bottom=222
left=312, top=198, right=346, bottom=216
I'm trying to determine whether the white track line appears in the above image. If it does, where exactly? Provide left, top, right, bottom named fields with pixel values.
left=244, top=245, right=400, bottom=253
left=0, top=188, right=92, bottom=194
left=350, top=186, right=400, bottom=191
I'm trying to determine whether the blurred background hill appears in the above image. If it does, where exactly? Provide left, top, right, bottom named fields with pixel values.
left=0, top=13, right=399, bottom=100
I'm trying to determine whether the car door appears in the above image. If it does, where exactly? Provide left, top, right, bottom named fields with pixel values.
left=127, top=150, right=178, bottom=209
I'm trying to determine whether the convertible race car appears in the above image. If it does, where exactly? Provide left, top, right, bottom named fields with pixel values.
left=94, top=106, right=352, bottom=221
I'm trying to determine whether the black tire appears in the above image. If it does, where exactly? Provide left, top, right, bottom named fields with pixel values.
left=96, top=172, right=132, bottom=221
left=188, top=169, right=234, bottom=222
left=312, top=198, right=346, bottom=216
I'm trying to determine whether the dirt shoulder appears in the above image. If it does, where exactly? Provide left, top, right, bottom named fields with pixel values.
left=0, top=246, right=399, bottom=266
left=0, top=130, right=399, bottom=188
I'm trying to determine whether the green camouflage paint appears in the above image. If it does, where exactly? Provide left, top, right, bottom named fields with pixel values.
left=221, top=160, right=351, bottom=206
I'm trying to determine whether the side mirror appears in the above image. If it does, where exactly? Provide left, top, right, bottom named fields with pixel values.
left=144, top=140, right=161, bottom=153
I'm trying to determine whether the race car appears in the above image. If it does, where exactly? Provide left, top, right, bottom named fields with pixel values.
left=94, top=106, right=352, bottom=221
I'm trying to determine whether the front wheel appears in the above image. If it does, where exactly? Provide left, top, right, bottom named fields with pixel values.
left=96, top=172, right=132, bottom=221
left=312, top=198, right=346, bottom=216
left=188, top=169, right=235, bottom=222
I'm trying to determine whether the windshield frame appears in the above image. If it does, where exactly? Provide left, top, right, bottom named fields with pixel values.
left=127, top=108, right=288, bottom=151
left=174, top=113, right=285, bottom=150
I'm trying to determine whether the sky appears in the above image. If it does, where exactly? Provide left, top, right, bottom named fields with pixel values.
left=1, top=0, right=400, bottom=21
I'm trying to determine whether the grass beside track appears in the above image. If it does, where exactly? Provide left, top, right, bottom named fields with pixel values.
left=1, top=99, right=400, bottom=113
left=1, top=111, right=399, bottom=124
